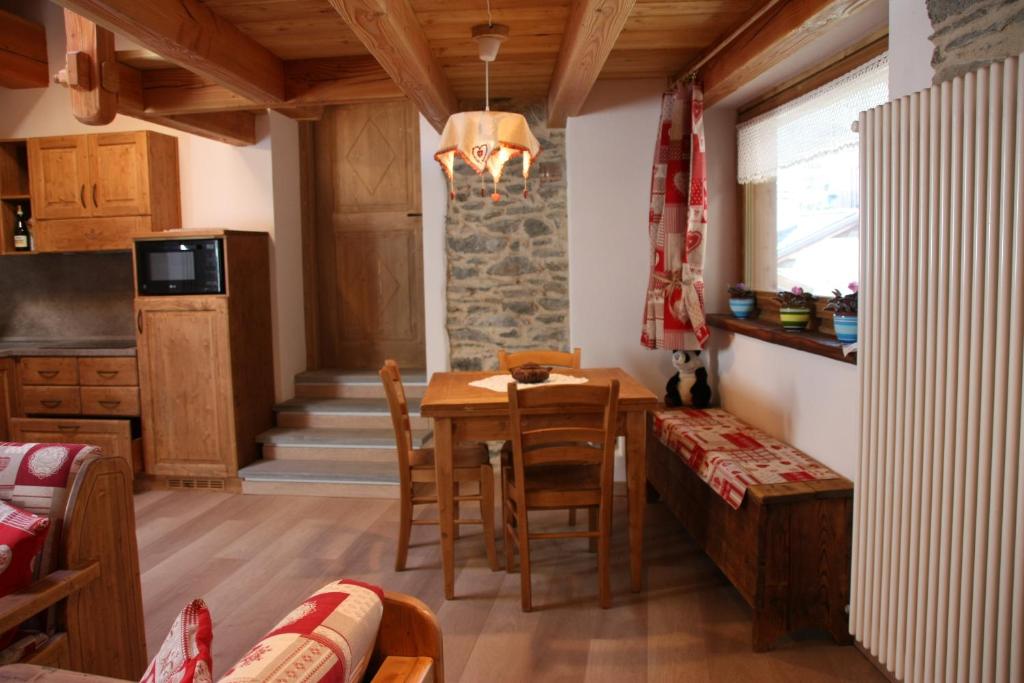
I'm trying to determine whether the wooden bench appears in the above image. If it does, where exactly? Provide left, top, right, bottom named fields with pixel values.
left=645, top=410, right=854, bottom=651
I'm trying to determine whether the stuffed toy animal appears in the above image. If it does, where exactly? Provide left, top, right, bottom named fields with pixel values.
left=665, top=349, right=711, bottom=408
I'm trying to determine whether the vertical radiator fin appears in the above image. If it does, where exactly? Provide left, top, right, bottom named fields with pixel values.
left=853, top=53, right=1024, bottom=682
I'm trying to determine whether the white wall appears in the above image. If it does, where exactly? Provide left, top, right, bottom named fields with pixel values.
left=0, top=2, right=305, bottom=400
left=889, top=0, right=935, bottom=98
left=418, top=116, right=450, bottom=376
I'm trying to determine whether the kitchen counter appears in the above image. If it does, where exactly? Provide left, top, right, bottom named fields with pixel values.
left=0, top=339, right=137, bottom=358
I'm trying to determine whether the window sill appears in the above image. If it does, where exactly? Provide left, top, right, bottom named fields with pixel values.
left=707, top=313, right=856, bottom=365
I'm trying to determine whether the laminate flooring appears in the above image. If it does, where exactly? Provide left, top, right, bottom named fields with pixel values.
left=134, top=490, right=885, bottom=682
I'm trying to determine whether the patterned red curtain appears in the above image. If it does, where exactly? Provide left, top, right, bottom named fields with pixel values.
left=641, top=82, right=709, bottom=350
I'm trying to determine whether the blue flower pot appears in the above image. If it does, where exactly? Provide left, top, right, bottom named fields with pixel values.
left=729, top=298, right=755, bottom=319
left=833, top=315, right=858, bottom=343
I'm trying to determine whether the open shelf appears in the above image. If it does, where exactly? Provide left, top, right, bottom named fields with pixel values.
left=707, top=313, right=856, bottom=365
left=0, top=140, right=30, bottom=254
left=1, top=193, right=30, bottom=200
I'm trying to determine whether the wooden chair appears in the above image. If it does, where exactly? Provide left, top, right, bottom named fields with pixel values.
left=497, top=347, right=584, bottom=526
left=380, top=360, right=498, bottom=572
left=497, top=347, right=582, bottom=372
left=501, top=380, right=620, bottom=611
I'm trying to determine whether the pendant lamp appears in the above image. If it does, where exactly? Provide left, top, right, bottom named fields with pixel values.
left=434, top=15, right=540, bottom=202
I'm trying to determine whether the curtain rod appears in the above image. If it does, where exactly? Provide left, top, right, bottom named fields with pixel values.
left=673, top=0, right=785, bottom=85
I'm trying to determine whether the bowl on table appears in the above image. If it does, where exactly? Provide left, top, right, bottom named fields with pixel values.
left=511, top=363, right=551, bottom=384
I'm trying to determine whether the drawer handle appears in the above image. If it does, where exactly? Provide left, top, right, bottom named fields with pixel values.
left=79, top=184, right=86, bottom=209
left=40, top=399, right=63, bottom=408
left=37, top=370, right=60, bottom=379
left=57, top=424, right=80, bottom=432
left=98, top=400, right=121, bottom=409
left=96, top=370, right=119, bottom=379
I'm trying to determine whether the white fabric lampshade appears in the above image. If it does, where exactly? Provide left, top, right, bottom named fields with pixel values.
left=435, top=110, right=541, bottom=201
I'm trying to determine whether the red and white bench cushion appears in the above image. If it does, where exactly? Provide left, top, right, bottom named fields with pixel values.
left=0, top=443, right=100, bottom=576
left=141, top=599, right=213, bottom=683
left=220, top=579, right=384, bottom=683
left=653, top=408, right=840, bottom=510
left=0, top=501, right=50, bottom=648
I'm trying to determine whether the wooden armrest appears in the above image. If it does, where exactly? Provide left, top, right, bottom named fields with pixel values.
left=373, top=592, right=443, bottom=683
left=0, top=564, right=100, bottom=635
left=0, top=663, right=126, bottom=683
left=369, top=656, right=434, bottom=683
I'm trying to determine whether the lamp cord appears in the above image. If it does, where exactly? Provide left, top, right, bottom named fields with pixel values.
left=484, top=0, right=492, bottom=111
left=486, top=0, right=493, bottom=27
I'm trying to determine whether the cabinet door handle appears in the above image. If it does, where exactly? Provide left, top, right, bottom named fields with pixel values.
left=57, top=424, right=80, bottom=432
left=40, top=399, right=62, bottom=408
left=98, top=400, right=121, bottom=409
left=92, top=183, right=98, bottom=207
left=96, top=370, right=119, bottom=379
left=37, top=370, right=59, bottom=379
left=79, top=184, right=86, bottom=208
left=137, top=311, right=143, bottom=333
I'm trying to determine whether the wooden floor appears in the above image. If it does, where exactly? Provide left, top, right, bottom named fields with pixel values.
left=134, top=490, right=885, bottom=682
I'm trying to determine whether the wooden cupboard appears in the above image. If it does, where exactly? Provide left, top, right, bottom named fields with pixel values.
left=0, top=359, right=16, bottom=440
left=27, top=131, right=180, bottom=252
left=9, top=417, right=141, bottom=474
left=134, top=231, right=274, bottom=484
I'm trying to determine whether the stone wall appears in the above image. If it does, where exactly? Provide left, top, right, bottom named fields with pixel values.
left=445, top=102, right=569, bottom=371
left=928, top=0, right=1024, bottom=84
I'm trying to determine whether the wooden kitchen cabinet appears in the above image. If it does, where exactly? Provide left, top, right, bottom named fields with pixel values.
left=0, top=359, right=16, bottom=440
left=27, top=131, right=181, bottom=251
left=9, top=416, right=140, bottom=474
left=134, top=231, right=274, bottom=484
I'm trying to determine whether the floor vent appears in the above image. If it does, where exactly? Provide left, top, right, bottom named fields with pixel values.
left=167, top=478, right=226, bottom=491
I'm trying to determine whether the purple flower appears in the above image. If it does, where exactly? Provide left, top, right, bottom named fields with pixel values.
left=791, top=286, right=804, bottom=295
left=849, top=281, right=859, bottom=293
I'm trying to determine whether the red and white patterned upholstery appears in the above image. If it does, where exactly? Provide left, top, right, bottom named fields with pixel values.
left=0, top=443, right=101, bottom=577
left=0, top=501, right=50, bottom=648
left=221, top=580, right=384, bottom=683
left=141, top=599, right=213, bottom=683
left=653, top=408, right=840, bottom=510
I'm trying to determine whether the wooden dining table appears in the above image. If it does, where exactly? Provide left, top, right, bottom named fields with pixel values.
left=419, top=367, right=659, bottom=600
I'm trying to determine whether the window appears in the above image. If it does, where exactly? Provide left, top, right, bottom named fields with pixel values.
left=738, top=54, right=889, bottom=295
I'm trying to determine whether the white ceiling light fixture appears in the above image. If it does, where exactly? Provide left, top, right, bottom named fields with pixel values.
left=434, top=1, right=541, bottom=202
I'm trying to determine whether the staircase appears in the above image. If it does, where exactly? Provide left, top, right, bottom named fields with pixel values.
left=240, top=370, right=429, bottom=497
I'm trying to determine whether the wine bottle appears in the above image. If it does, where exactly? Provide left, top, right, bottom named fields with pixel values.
left=13, top=204, right=30, bottom=252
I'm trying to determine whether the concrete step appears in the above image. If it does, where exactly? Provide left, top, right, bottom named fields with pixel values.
left=237, top=459, right=400, bottom=499
left=256, top=426, right=432, bottom=462
left=274, top=397, right=428, bottom=430
left=294, top=369, right=428, bottom=400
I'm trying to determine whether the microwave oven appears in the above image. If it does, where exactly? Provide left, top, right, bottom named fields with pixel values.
left=135, top=238, right=225, bottom=295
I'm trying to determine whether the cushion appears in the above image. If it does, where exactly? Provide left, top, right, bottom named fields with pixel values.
left=0, top=501, right=50, bottom=648
left=140, top=599, right=213, bottom=683
left=653, top=408, right=840, bottom=509
left=0, top=443, right=101, bottom=577
left=220, top=579, right=384, bottom=683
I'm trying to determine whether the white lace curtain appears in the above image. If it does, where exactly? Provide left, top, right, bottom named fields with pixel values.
left=737, top=54, right=889, bottom=184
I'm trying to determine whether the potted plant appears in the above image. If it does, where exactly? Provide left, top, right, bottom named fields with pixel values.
left=727, top=283, right=756, bottom=318
left=826, top=282, right=858, bottom=343
left=776, top=286, right=816, bottom=331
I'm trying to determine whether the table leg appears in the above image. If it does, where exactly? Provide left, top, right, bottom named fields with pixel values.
left=625, top=410, right=647, bottom=592
left=434, top=417, right=457, bottom=600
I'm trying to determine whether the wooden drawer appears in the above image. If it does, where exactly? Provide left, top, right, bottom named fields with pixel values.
left=18, top=357, right=78, bottom=385
left=20, top=386, right=81, bottom=415
left=79, top=357, right=138, bottom=386
left=81, top=386, right=139, bottom=416
left=8, top=417, right=140, bottom=473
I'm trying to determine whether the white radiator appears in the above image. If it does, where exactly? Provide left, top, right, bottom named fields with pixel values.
left=853, top=53, right=1024, bottom=682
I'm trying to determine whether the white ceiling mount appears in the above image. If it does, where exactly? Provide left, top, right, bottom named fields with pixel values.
left=472, top=23, right=509, bottom=63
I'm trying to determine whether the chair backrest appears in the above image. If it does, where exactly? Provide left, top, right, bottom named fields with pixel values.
left=379, top=360, right=413, bottom=472
left=507, top=381, right=619, bottom=498
left=497, top=347, right=582, bottom=371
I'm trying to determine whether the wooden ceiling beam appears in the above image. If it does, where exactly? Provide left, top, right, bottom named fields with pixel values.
left=0, top=9, right=49, bottom=89
left=56, top=11, right=117, bottom=125
left=116, top=62, right=258, bottom=146
left=327, top=0, right=457, bottom=133
left=547, top=0, right=636, bottom=128
left=52, top=0, right=286, bottom=104
left=133, top=56, right=403, bottom=116
left=698, top=0, right=875, bottom=108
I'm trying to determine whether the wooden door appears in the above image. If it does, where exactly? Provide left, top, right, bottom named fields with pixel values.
left=27, top=136, right=91, bottom=219
left=89, top=132, right=150, bottom=217
left=136, top=298, right=235, bottom=477
left=314, top=100, right=425, bottom=370
left=0, top=359, right=16, bottom=441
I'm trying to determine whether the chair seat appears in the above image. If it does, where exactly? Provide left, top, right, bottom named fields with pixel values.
left=411, top=442, right=490, bottom=469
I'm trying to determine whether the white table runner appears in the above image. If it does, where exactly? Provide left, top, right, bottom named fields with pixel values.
left=468, top=373, right=589, bottom=393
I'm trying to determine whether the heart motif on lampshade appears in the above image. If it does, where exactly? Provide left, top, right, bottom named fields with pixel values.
left=472, top=145, right=489, bottom=163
